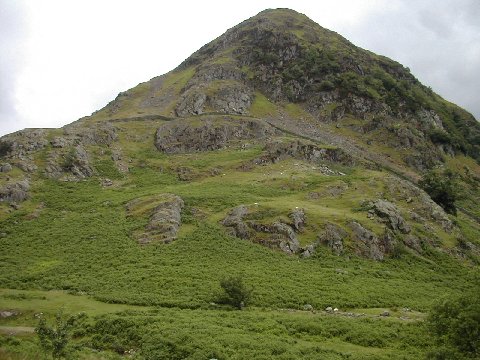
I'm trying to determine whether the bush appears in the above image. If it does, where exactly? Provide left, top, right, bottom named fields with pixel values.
left=35, top=311, right=86, bottom=359
left=427, top=292, right=480, bottom=358
left=217, top=275, right=253, bottom=310
left=0, top=140, right=12, bottom=157
left=419, top=169, right=460, bottom=215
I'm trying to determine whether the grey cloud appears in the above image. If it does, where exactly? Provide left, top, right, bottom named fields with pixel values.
left=0, top=0, right=27, bottom=136
left=337, top=0, right=480, bottom=120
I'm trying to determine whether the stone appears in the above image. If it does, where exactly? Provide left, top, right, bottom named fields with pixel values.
left=222, top=205, right=250, bottom=239
left=272, top=222, right=300, bottom=254
left=349, top=221, right=385, bottom=261
left=380, top=311, right=390, bottom=317
left=317, top=223, right=347, bottom=255
left=325, top=307, right=333, bottom=312
left=289, top=208, right=306, bottom=231
left=303, top=304, right=313, bottom=311
left=155, top=118, right=277, bottom=154
left=372, top=199, right=410, bottom=233
left=0, top=163, right=12, bottom=172
left=139, top=194, right=184, bottom=244
left=0, top=180, right=30, bottom=203
left=0, top=310, right=18, bottom=318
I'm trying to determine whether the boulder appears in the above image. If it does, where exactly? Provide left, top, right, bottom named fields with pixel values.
left=140, top=194, right=184, bottom=244
left=222, top=205, right=251, bottom=239
left=289, top=208, right=306, bottom=231
left=0, top=180, right=30, bottom=203
left=349, top=221, right=385, bottom=261
left=272, top=221, right=300, bottom=254
left=0, top=163, right=12, bottom=173
left=317, top=223, right=348, bottom=255
left=372, top=199, right=410, bottom=233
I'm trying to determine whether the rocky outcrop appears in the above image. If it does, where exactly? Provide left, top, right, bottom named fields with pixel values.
left=155, top=118, right=277, bottom=154
left=222, top=205, right=251, bottom=239
left=255, top=140, right=353, bottom=166
left=317, top=223, right=348, bottom=255
left=138, top=194, right=184, bottom=244
left=289, top=208, right=306, bottom=231
left=0, top=163, right=12, bottom=173
left=385, top=176, right=453, bottom=232
left=222, top=205, right=301, bottom=255
left=348, top=221, right=394, bottom=261
left=63, top=123, right=117, bottom=146
left=371, top=199, right=410, bottom=234
left=0, top=180, right=30, bottom=203
left=67, top=145, right=94, bottom=178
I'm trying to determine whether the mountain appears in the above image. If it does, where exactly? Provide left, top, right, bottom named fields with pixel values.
left=0, top=8, right=479, bottom=359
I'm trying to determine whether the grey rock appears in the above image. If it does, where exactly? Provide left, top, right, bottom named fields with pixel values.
left=386, top=176, right=453, bottom=232
left=318, top=223, right=348, bottom=255
left=372, top=199, right=410, bottom=234
left=289, top=208, right=306, bottom=231
left=155, top=117, right=276, bottom=154
left=0, top=310, right=18, bottom=318
left=0, top=180, right=30, bottom=203
left=69, top=145, right=94, bottom=178
left=51, top=137, right=69, bottom=148
left=140, top=194, right=184, bottom=244
left=349, top=221, right=385, bottom=261
left=16, top=161, right=38, bottom=173
left=380, top=311, right=390, bottom=317
left=0, top=163, right=12, bottom=172
left=303, top=304, right=314, bottom=311
left=300, top=244, right=315, bottom=258
left=258, top=140, right=353, bottom=166
left=272, top=221, right=300, bottom=254
left=222, top=205, right=250, bottom=239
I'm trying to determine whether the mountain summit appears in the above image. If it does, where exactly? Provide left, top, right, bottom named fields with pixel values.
left=0, top=9, right=479, bottom=359
left=88, top=8, right=479, bottom=169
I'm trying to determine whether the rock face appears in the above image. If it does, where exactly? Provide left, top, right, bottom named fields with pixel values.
left=222, top=205, right=301, bottom=255
left=317, top=223, right=348, bottom=255
left=0, top=180, right=30, bottom=203
left=385, top=176, right=453, bottom=232
left=0, top=163, right=12, bottom=173
left=155, top=118, right=277, bottom=154
left=139, top=194, right=184, bottom=244
left=349, top=221, right=393, bottom=261
left=289, top=208, right=306, bottom=231
left=222, top=205, right=251, bottom=239
left=255, top=140, right=353, bottom=166
left=371, top=200, right=410, bottom=234
left=67, top=145, right=94, bottom=178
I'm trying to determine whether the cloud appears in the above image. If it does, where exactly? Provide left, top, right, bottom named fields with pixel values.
left=336, top=0, right=480, bottom=119
left=0, top=0, right=27, bottom=135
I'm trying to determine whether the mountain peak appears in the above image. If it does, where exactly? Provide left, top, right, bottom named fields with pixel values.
left=87, top=8, right=479, bottom=164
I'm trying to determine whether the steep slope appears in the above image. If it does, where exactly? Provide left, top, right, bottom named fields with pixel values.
left=0, top=8, right=479, bottom=359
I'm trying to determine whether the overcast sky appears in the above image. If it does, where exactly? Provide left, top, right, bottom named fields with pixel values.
left=0, top=0, right=479, bottom=136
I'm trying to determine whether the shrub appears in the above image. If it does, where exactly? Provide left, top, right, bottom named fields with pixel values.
left=217, top=275, right=253, bottom=310
left=35, top=311, right=86, bottom=359
left=0, top=140, right=12, bottom=157
left=427, top=292, right=480, bottom=358
left=419, top=169, right=460, bottom=215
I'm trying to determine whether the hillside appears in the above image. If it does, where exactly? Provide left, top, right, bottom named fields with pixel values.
left=0, top=8, right=479, bottom=360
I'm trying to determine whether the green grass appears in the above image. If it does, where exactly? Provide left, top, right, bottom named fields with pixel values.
left=1, top=118, right=479, bottom=359
left=250, top=91, right=278, bottom=117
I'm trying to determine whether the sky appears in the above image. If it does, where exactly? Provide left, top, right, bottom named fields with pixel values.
left=0, top=0, right=479, bottom=136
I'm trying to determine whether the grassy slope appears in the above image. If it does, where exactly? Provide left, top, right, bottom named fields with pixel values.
left=1, top=119, right=479, bottom=358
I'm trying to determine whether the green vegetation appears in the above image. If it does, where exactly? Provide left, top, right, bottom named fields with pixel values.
left=427, top=291, right=480, bottom=359
left=419, top=169, right=460, bottom=215
left=217, top=275, right=253, bottom=309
